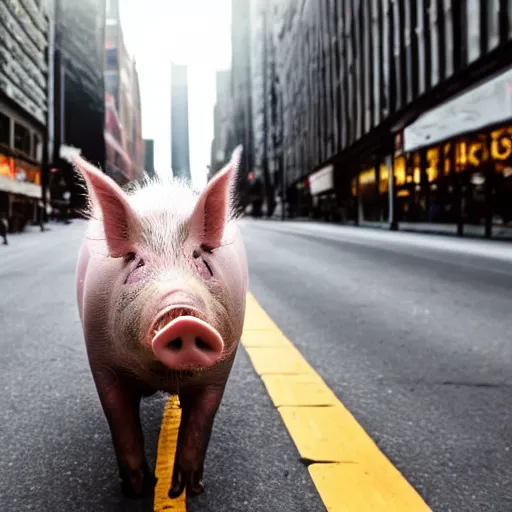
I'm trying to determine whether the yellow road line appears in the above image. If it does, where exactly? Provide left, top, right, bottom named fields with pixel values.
left=154, top=395, right=186, bottom=511
left=242, top=292, right=431, bottom=511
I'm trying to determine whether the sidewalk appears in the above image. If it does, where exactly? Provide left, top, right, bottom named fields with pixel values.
left=266, top=212, right=512, bottom=242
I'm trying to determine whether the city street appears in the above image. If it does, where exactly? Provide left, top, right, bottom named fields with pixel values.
left=1, top=219, right=512, bottom=511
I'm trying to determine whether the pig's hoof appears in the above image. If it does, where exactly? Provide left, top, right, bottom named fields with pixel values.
left=121, top=470, right=157, bottom=499
left=188, top=478, right=205, bottom=497
left=168, top=471, right=185, bottom=499
left=168, top=470, right=205, bottom=499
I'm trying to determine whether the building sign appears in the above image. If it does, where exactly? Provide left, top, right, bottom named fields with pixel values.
left=15, top=159, right=41, bottom=185
left=0, top=153, right=41, bottom=197
left=404, top=68, right=512, bottom=152
left=309, top=164, right=334, bottom=196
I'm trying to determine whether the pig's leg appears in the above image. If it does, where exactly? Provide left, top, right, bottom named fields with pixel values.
left=91, top=367, right=156, bottom=498
left=169, top=383, right=227, bottom=498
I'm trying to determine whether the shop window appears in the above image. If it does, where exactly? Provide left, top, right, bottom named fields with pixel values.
left=426, top=147, right=440, bottom=182
left=14, top=123, right=31, bottom=156
left=394, top=156, right=406, bottom=185
left=443, top=143, right=452, bottom=175
left=0, top=112, right=10, bottom=147
left=379, top=164, right=389, bottom=194
left=413, top=152, right=421, bottom=184
left=359, top=168, right=381, bottom=222
left=455, top=141, right=468, bottom=171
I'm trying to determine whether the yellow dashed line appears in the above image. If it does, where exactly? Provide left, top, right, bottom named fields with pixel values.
left=154, top=395, right=186, bottom=511
left=154, top=292, right=431, bottom=510
left=242, top=293, right=431, bottom=511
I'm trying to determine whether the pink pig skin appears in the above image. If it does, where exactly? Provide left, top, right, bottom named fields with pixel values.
left=73, top=147, right=248, bottom=499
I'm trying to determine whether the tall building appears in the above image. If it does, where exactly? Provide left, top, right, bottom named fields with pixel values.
left=238, top=0, right=512, bottom=237
left=0, top=0, right=51, bottom=231
left=170, top=63, right=191, bottom=181
left=104, top=0, right=143, bottom=185
left=143, top=138, right=155, bottom=179
left=210, top=70, right=233, bottom=176
left=52, top=0, right=107, bottom=214
left=228, top=0, right=255, bottom=211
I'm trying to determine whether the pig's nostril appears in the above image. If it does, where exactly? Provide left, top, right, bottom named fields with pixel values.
left=195, top=337, right=212, bottom=351
left=167, top=338, right=183, bottom=351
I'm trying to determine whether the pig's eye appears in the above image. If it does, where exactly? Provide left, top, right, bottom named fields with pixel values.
left=203, top=259, right=214, bottom=277
left=124, top=254, right=146, bottom=284
left=193, top=249, right=214, bottom=278
left=125, top=253, right=144, bottom=267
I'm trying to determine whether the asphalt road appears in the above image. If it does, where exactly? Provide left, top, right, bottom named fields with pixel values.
left=241, top=219, right=512, bottom=512
left=1, top=219, right=511, bottom=511
left=0, top=221, right=322, bottom=512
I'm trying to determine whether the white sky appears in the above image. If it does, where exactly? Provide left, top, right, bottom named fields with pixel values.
left=119, top=0, right=232, bottom=188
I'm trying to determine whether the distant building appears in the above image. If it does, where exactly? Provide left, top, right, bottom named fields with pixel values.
left=0, top=0, right=51, bottom=231
left=210, top=70, right=233, bottom=177
left=236, top=0, right=512, bottom=236
left=104, top=0, right=143, bottom=185
left=143, top=139, right=155, bottom=179
left=170, top=63, right=191, bottom=181
left=52, top=0, right=107, bottom=214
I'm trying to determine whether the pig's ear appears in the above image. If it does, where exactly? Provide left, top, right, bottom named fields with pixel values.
left=72, top=155, right=140, bottom=258
left=189, top=145, right=243, bottom=250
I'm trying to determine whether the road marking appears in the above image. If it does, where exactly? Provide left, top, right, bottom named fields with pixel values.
left=242, top=292, right=432, bottom=511
left=154, top=395, right=186, bottom=511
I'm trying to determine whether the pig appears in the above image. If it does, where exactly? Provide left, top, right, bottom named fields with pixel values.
left=72, top=146, right=248, bottom=499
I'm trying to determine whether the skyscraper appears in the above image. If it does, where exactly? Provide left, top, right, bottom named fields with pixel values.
left=170, top=63, right=191, bottom=181
left=143, top=139, right=155, bottom=179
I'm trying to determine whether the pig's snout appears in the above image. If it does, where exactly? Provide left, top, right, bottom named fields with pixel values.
left=152, top=313, right=224, bottom=370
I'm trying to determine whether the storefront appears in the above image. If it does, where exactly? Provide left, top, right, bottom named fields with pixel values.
left=308, top=165, right=337, bottom=221
left=0, top=153, right=43, bottom=232
left=349, top=68, right=512, bottom=238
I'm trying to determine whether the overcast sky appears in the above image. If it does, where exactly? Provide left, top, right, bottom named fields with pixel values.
left=119, top=0, right=232, bottom=188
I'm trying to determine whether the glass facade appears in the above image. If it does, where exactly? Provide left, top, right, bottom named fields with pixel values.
left=353, top=122, right=512, bottom=229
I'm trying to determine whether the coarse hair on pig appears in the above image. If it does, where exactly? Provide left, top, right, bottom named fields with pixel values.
left=71, top=147, right=244, bottom=379
left=72, top=154, right=243, bottom=250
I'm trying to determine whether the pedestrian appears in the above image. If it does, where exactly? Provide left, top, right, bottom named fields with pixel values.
left=0, top=215, right=8, bottom=245
left=38, top=200, right=45, bottom=232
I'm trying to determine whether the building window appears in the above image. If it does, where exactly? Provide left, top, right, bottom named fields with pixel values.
left=14, top=123, right=31, bottom=156
left=0, top=112, right=10, bottom=147
left=430, top=0, right=440, bottom=86
left=33, top=133, right=42, bottom=162
left=467, top=0, right=481, bottom=63
left=443, top=0, right=454, bottom=77
left=105, top=48, right=118, bottom=68
left=105, top=73, right=119, bottom=99
left=487, top=0, right=500, bottom=51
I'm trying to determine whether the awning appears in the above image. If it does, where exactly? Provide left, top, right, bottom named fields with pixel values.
left=404, top=68, right=512, bottom=152
left=0, top=175, right=42, bottom=199
left=309, top=165, right=334, bottom=196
